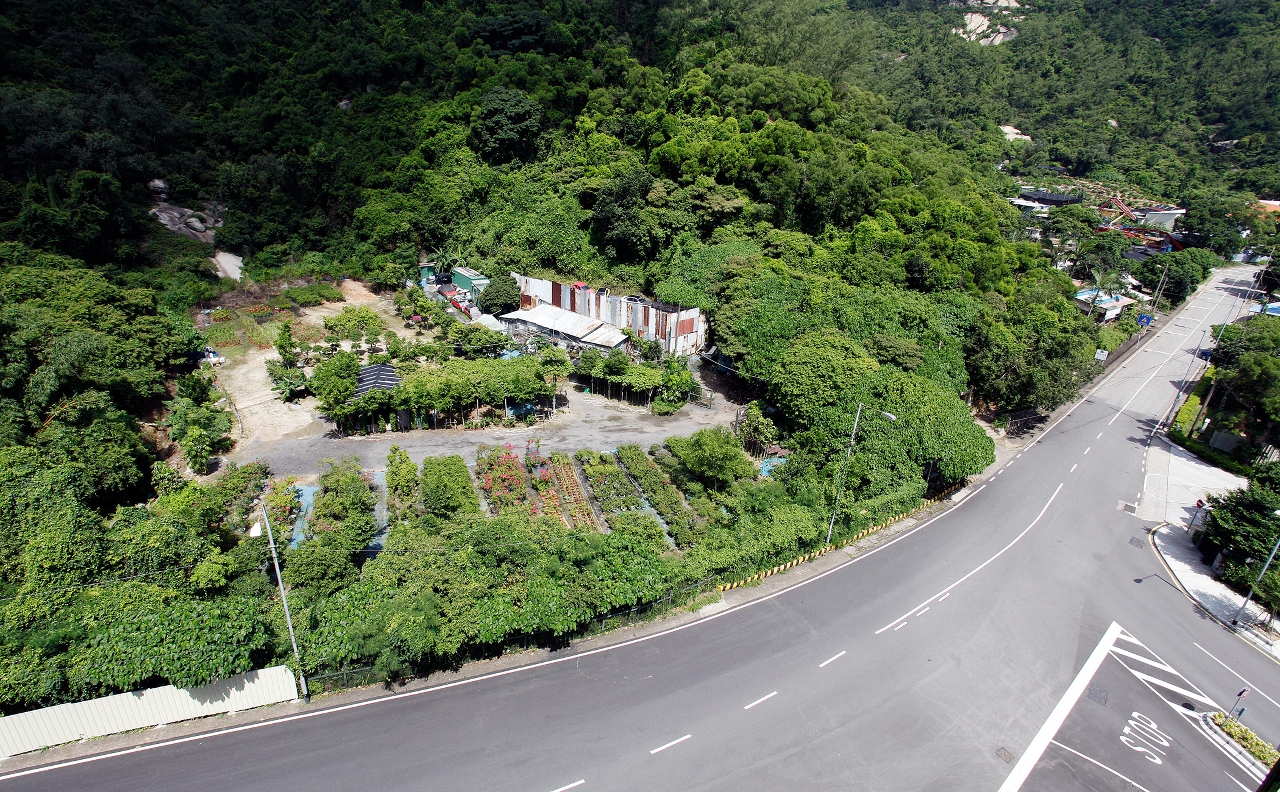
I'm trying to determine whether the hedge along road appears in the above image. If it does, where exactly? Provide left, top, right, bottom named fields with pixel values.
left=9, top=266, right=1279, bottom=792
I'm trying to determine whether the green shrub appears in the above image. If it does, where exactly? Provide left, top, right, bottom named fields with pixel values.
left=324, top=305, right=383, bottom=340
left=579, top=451, right=642, bottom=513
left=202, top=323, right=239, bottom=346
left=1097, top=325, right=1128, bottom=352
left=617, top=444, right=699, bottom=547
left=421, top=455, right=480, bottom=517
left=1175, top=395, right=1201, bottom=434
left=282, top=282, right=344, bottom=307
left=1212, top=711, right=1279, bottom=766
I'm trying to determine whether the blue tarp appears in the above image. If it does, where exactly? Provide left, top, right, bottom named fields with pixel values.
left=759, top=457, right=787, bottom=477
left=288, top=485, right=319, bottom=549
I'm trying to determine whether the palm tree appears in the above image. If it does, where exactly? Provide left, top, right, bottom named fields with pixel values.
left=1085, top=267, right=1126, bottom=317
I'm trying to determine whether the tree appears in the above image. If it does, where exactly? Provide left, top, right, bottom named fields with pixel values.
left=1130, top=249, right=1217, bottom=307
left=477, top=274, right=521, bottom=316
left=1215, top=316, right=1280, bottom=433
left=471, top=89, right=543, bottom=165
left=768, top=332, right=879, bottom=431
left=666, top=427, right=754, bottom=490
left=603, top=348, right=631, bottom=377
left=1084, top=268, right=1125, bottom=317
left=738, top=401, right=779, bottom=453
left=1204, top=463, right=1280, bottom=614
left=160, top=396, right=231, bottom=474
left=538, top=346, right=572, bottom=392
left=181, top=425, right=213, bottom=474
left=275, top=321, right=299, bottom=369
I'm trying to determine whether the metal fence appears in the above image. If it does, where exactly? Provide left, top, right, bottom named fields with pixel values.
left=0, top=666, right=298, bottom=758
left=306, top=666, right=382, bottom=695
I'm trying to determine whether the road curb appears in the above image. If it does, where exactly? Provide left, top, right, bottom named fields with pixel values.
left=1148, top=525, right=1280, bottom=668
left=1199, top=711, right=1270, bottom=778
left=717, top=482, right=965, bottom=591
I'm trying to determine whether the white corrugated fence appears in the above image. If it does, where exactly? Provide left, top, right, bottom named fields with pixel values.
left=0, top=666, right=298, bottom=757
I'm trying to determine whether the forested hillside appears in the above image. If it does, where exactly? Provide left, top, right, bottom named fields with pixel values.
left=0, top=0, right=1274, bottom=710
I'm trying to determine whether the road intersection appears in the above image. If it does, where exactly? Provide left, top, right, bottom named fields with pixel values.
left=4, top=266, right=1276, bottom=792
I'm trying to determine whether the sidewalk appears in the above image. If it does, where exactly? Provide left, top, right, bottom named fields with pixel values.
left=1153, top=523, right=1280, bottom=661
left=1137, top=437, right=1245, bottom=523
left=1143, top=436, right=1279, bottom=658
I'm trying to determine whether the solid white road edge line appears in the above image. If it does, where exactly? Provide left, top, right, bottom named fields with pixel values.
left=819, top=651, right=845, bottom=668
left=875, top=483, right=1064, bottom=635
left=1107, top=285, right=1231, bottom=426
left=996, top=621, right=1124, bottom=792
left=0, top=483, right=990, bottom=782
left=1028, top=267, right=1247, bottom=448
left=1047, top=740, right=1153, bottom=792
left=649, top=735, right=691, bottom=754
left=549, top=780, right=586, bottom=792
left=1193, top=642, right=1280, bottom=710
left=743, top=691, right=777, bottom=710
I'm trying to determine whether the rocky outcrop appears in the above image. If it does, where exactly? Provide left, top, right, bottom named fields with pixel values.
left=148, top=202, right=221, bottom=243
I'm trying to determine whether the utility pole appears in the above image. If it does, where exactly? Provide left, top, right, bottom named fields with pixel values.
left=1178, top=330, right=1207, bottom=398
left=1149, top=255, right=1172, bottom=318
left=826, top=404, right=861, bottom=547
left=256, top=498, right=309, bottom=701
left=825, top=404, right=898, bottom=546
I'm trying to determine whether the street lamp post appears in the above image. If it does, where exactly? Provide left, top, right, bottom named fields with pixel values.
left=826, top=404, right=898, bottom=546
left=1215, top=268, right=1262, bottom=344
left=1230, top=509, right=1280, bottom=629
left=254, top=498, right=309, bottom=701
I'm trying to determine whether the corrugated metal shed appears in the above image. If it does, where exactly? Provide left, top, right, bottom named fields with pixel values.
left=509, top=272, right=705, bottom=355
left=501, top=303, right=626, bottom=349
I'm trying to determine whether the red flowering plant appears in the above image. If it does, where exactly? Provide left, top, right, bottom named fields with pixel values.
left=476, top=443, right=527, bottom=512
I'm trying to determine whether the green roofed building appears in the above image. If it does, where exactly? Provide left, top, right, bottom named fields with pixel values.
left=452, top=267, right=490, bottom=302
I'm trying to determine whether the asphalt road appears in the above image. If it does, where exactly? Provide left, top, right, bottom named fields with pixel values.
left=7, top=267, right=1278, bottom=792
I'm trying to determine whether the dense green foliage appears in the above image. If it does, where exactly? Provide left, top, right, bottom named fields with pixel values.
left=2, top=0, right=1275, bottom=709
left=0, top=460, right=277, bottom=711
left=1203, top=462, right=1280, bottom=615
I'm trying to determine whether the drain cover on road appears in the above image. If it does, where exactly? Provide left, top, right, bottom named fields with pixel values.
left=995, top=747, right=1014, bottom=763
left=1087, top=684, right=1108, bottom=706
left=1129, top=536, right=1145, bottom=548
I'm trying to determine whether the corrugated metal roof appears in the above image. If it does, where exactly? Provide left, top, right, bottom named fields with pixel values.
left=502, top=303, right=626, bottom=348
left=581, top=324, right=627, bottom=348
left=353, top=363, right=401, bottom=399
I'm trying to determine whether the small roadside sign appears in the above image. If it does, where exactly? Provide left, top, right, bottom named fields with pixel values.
left=1094, top=349, right=1109, bottom=361
left=1138, top=314, right=1153, bottom=327
left=1196, top=499, right=1204, bottom=509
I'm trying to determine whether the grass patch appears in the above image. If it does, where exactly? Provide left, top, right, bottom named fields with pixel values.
left=293, top=322, right=325, bottom=343
left=240, top=317, right=278, bottom=348
left=201, top=323, right=240, bottom=346
left=282, top=282, right=344, bottom=306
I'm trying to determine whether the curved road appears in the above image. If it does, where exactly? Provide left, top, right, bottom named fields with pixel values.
left=6, top=267, right=1277, bottom=792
